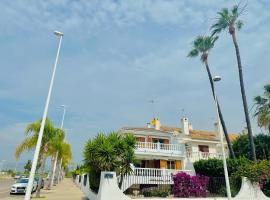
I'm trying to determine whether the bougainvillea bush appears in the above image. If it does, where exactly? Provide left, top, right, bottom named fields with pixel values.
left=172, top=172, right=209, bottom=197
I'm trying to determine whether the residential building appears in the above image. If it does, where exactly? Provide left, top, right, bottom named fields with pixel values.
left=119, top=117, right=237, bottom=191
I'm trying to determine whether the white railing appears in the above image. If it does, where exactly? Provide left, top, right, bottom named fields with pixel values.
left=120, top=167, right=192, bottom=191
left=133, top=167, right=183, bottom=177
left=187, top=151, right=227, bottom=161
left=135, top=142, right=184, bottom=154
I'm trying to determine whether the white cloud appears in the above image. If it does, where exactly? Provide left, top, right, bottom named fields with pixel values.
left=0, top=0, right=270, bottom=164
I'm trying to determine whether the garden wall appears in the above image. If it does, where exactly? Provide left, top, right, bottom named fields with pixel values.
left=75, top=172, right=270, bottom=200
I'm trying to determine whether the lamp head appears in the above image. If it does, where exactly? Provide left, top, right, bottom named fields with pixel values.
left=54, top=31, right=64, bottom=37
left=213, top=76, right=222, bottom=82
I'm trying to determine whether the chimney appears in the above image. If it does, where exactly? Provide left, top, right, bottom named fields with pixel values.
left=181, top=117, right=189, bottom=135
left=189, top=123, right=193, bottom=130
left=154, top=118, right=161, bottom=130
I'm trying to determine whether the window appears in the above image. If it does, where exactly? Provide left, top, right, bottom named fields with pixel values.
left=136, top=137, right=145, bottom=142
left=167, top=160, right=175, bottom=169
left=152, top=138, right=169, bottom=144
left=198, top=145, right=209, bottom=153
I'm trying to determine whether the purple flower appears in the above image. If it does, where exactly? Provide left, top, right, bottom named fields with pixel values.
left=173, top=172, right=209, bottom=197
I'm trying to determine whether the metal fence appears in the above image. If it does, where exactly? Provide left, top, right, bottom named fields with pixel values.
left=124, top=177, right=242, bottom=198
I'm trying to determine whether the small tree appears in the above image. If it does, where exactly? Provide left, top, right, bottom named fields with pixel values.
left=24, top=160, right=32, bottom=173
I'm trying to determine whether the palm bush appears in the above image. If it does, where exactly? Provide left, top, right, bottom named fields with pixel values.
left=83, top=132, right=136, bottom=191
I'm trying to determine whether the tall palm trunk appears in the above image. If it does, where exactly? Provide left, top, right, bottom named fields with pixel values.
left=118, top=174, right=124, bottom=189
left=36, top=155, right=46, bottom=198
left=231, top=31, right=256, bottom=161
left=49, top=152, right=58, bottom=188
left=205, top=59, right=236, bottom=159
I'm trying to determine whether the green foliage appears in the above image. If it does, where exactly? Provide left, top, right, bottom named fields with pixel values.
left=193, top=158, right=251, bottom=177
left=83, top=132, right=136, bottom=191
left=143, top=189, right=170, bottom=197
left=24, top=160, right=32, bottom=173
left=233, top=160, right=270, bottom=184
left=88, top=167, right=100, bottom=193
left=194, top=158, right=270, bottom=196
left=233, top=134, right=270, bottom=160
left=211, top=4, right=244, bottom=36
left=188, top=35, right=218, bottom=62
left=16, top=118, right=72, bottom=169
left=262, top=182, right=270, bottom=197
left=218, top=185, right=239, bottom=197
left=253, top=83, right=270, bottom=133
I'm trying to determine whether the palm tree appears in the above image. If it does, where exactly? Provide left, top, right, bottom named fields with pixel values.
left=47, top=128, right=65, bottom=189
left=211, top=4, right=256, bottom=161
left=188, top=35, right=236, bottom=159
left=56, top=142, right=72, bottom=182
left=15, top=118, right=55, bottom=197
left=254, top=84, right=270, bottom=133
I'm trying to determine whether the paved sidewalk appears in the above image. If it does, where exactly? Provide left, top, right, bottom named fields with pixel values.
left=40, top=178, right=88, bottom=200
left=4, top=178, right=87, bottom=200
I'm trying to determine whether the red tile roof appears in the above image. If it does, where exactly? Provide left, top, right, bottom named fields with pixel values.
left=121, top=125, right=236, bottom=142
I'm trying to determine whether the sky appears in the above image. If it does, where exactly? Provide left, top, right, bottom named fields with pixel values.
left=0, top=0, right=270, bottom=170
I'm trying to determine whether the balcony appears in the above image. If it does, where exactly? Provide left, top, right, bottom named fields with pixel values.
left=120, top=167, right=192, bottom=191
left=135, top=142, right=185, bottom=157
left=186, top=151, right=228, bottom=162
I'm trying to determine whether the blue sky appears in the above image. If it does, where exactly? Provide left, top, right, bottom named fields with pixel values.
left=0, top=0, right=270, bottom=169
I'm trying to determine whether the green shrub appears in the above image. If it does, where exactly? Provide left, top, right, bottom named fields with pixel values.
left=88, top=167, right=100, bottom=193
left=217, top=183, right=240, bottom=197
left=142, top=189, right=169, bottom=197
left=194, top=158, right=270, bottom=197
left=194, top=158, right=251, bottom=177
left=262, top=182, right=270, bottom=197
left=232, top=159, right=270, bottom=184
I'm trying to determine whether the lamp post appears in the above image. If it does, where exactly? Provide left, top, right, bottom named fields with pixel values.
left=50, top=105, right=66, bottom=187
left=24, top=31, right=64, bottom=200
left=213, top=76, right=232, bottom=200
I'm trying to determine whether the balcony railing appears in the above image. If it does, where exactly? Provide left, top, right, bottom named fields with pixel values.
left=186, top=151, right=227, bottom=161
left=120, top=167, right=192, bottom=191
left=135, top=142, right=184, bottom=155
left=132, top=167, right=188, bottom=177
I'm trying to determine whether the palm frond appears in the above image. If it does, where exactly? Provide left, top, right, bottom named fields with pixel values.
left=15, top=135, right=38, bottom=159
left=187, top=49, right=199, bottom=57
left=236, top=20, right=243, bottom=30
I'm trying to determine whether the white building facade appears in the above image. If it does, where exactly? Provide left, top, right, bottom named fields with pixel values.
left=119, top=118, right=236, bottom=191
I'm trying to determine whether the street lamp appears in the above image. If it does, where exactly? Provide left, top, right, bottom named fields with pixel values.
left=50, top=105, right=66, bottom=187
left=24, top=31, right=64, bottom=200
left=213, top=75, right=232, bottom=200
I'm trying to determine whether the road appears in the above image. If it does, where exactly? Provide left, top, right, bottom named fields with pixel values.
left=0, top=178, right=27, bottom=199
left=0, top=178, right=15, bottom=198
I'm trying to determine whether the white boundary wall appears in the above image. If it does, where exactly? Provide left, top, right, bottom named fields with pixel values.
left=97, top=172, right=130, bottom=200
left=233, top=177, right=269, bottom=200
left=76, top=172, right=270, bottom=200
